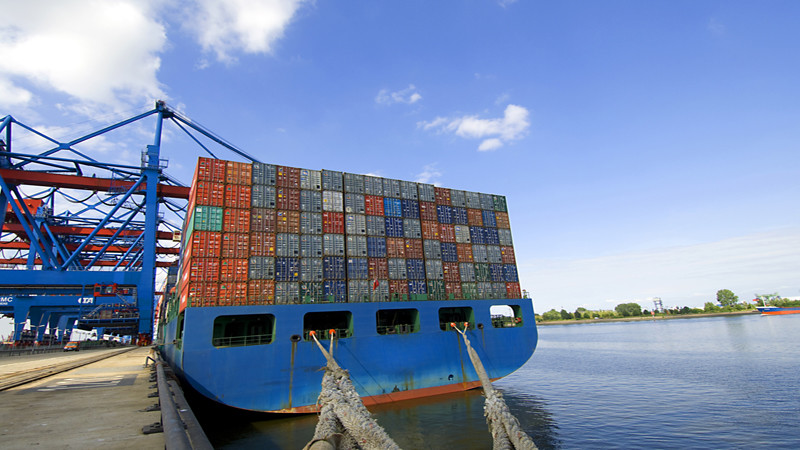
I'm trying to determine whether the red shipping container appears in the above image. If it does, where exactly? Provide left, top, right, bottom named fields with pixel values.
left=500, top=246, right=516, bottom=264
left=188, top=231, right=222, bottom=258
left=404, top=238, right=423, bottom=259
left=421, top=221, right=440, bottom=240
left=322, top=211, right=344, bottom=234
left=445, top=281, right=463, bottom=299
left=223, top=208, right=250, bottom=233
left=365, top=195, right=385, bottom=216
left=192, top=181, right=224, bottom=207
left=443, top=261, right=460, bottom=282
left=219, top=282, right=247, bottom=306
left=386, top=237, right=405, bottom=258
left=495, top=211, right=510, bottom=229
left=506, top=282, right=521, bottom=298
left=457, top=244, right=474, bottom=262
left=276, top=187, right=301, bottom=210
left=251, top=208, right=276, bottom=233
left=224, top=184, right=251, bottom=209
left=248, top=280, right=275, bottom=304
left=439, top=224, right=456, bottom=243
left=250, top=232, right=276, bottom=256
left=368, top=258, right=388, bottom=279
left=276, top=166, right=300, bottom=188
left=435, top=187, right=451, bottom=205
left=196, top=157, right=226, bottom=183
left=220, top=258, right=248, bottom=282
left=225, top=161, right=252, bottom=185
left=389, top=280, right=408, bottom=295
left=221, top=233, right=250, bottom=259
left=188, top=282, right=218, bottom=307
left=189, top=258, right=220, bottom=282
left=277, top=210, right=301, bottom=234
left=419, top=201, right=438, bottom=221
left=467, top=209, right=483, bottom=226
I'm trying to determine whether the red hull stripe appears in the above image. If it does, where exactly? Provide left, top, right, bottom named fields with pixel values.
left=270, top=379, right=495, bottom=414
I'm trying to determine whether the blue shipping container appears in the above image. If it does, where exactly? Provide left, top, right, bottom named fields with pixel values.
left=406, top=258, right=426, bottom=280
left=482, top=210, right=497, bottom=228
left=470, top=226, right=486, bottom=245
left=452, top=207, right=468, bottom=225
left=401, top=199, right=420, bottom=219
left=503, top=264, right=519, bottom=282
left=275, top=257, right=299, bottom=281
left=367, top=237, right=387, bottom=258
left=441, top=242, right=458, bottom=262
left=384, top=198, right=402, bottom=217
left=408, top=280, right=427, bottom=295
left=324, top=280, right=346, bottom=302
left=323, top=256, right=345, bottom=279
left=385, top=217, right=404, bottom=238
left=347, top=258, right=369, bottom=280
left=437, top=205, right=453, bottom=224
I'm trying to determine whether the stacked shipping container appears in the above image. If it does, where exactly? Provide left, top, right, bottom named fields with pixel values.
left=178, top=158, right=520, bottom=310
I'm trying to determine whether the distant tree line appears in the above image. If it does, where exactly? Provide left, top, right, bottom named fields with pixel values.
left=532, top=288, right=794, bottom=322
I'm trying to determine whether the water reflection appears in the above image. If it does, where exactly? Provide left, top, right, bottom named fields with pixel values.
left=194, top=385, right=561, bottom=449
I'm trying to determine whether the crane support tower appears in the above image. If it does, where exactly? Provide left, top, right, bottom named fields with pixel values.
left=0, top=101, right=257, bottom=344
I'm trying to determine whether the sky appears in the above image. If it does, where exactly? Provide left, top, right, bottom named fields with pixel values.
left=1, top=0, right=799, bottom=320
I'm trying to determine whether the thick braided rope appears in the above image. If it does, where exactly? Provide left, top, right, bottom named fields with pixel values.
left=453, top=324, right=538, bottom=450
left=308, top=332, right=401, bottom=450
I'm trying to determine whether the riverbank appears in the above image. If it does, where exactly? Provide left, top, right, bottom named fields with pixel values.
left=536, top=309, right=758, bottom=326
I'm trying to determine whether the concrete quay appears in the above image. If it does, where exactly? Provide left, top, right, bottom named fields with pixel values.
left=0, top=346, right=165, bottom=449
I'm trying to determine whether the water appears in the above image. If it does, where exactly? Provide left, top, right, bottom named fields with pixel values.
left=196, top=314, right=800, bottom=448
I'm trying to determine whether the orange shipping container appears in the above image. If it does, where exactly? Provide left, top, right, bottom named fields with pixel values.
left=467, top=209, right=483, bottom=226
left=196, top=157, right=226, bottom=183
left=445, top=281, right=463, bottom=299
left=500, top=246, right=516, bottom=264
left=434, top=187, right=451, bottom=205
left=221, top=233, right=250, bottom=259
left=225, top=161, right=252, bottom=185
left=419, top=201, right=438, bottom=221
left=457, top=244, right=474, bottom=262
left=188, top=231, right=222, bottom=258
left=251, top=208, right=276, bottom=233
left=219, top=282, right=247, bottom=306
left=439, top=224, right=456, bottom=243
left=276, top=210, right=301, bottom=234
left=421, top=221, right=440, bottom=240
left=223, top=208, right=250, bottom=233
left=250, top=232, right=276, bottom=256
left=224, top=184, right=251, bottom=209
left=404, top=238, right=423, bottom=259
left=495, top=211, right=510, bottom=229
left=276, top=166, right=301, bottom=188
left=248, top=280, right=275, bottom=304
left=220, top=258, right=248, bottom=282
left=386, top=237, right=405, bottom=258
left=506, top=282, right=521, bottom=298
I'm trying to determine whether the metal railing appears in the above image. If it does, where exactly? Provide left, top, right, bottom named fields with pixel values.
left=211, top=333, right=272, bottom=348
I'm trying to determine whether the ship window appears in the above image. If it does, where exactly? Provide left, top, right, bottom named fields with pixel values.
left=304, top=311, right=353, bottom=340
left=212, top=314, right=275, bottom=348
left=490, top=304, right=522, bottom=328
left=376, top=309, right=419, bottom=335
left=439, top=307, right=474, bottom=331
left=175, top=311, right=185, bottom=349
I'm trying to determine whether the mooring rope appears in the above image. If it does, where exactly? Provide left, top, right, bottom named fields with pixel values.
left=304, top=330, right=402, bottom=450
left=451, top=322, right=538, bottom=450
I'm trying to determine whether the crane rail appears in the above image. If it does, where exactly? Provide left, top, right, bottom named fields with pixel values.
left=0, top=347, right=135, bottom=391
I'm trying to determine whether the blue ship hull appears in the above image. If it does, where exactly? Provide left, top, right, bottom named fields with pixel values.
left=160, top=299, right=537, bottom=413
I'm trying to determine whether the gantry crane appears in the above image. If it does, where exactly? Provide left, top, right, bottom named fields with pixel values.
left=0, top=101, right=257, bottom=344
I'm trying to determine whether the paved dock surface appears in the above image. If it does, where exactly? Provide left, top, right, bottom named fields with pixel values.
left=0, top=346, right=164, bottom=449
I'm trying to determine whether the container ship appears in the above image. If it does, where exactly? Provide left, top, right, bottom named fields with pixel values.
left=157, top=157, right=538, bottom=413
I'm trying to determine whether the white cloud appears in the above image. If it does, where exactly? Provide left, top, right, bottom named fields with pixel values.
left=414, top=163, right=442, bottom=185
left=0, top=1, right=166, bottom=113
left=478, top=138, right=503, bottom=151
left=376, top=85, right=422, bottom=105
left=185, top=0, right=310, bottom=64
left=418, top=104, right=530, bottom=151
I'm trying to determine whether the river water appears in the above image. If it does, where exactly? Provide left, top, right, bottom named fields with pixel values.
left=197, top=313, right=800, bottom=449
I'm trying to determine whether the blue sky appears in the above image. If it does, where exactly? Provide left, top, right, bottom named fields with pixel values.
left=1, top=0, right=799, bottom=320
